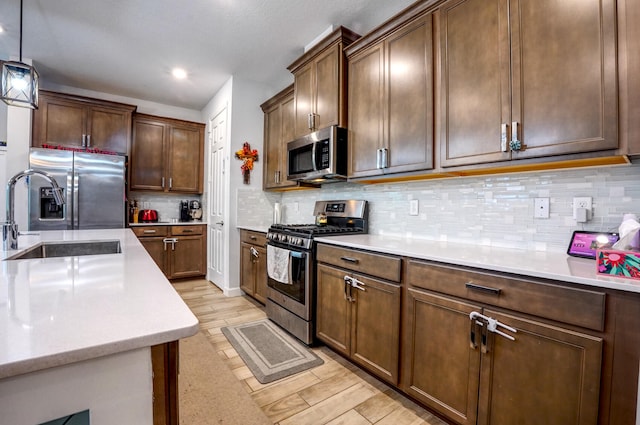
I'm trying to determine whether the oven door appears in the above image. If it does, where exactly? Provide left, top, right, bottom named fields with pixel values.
left=266, top=242, right=312, bottom=320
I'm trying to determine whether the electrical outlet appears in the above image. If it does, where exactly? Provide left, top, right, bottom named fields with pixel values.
left=572, top=197, right=592, bottom=220
left=409, top=199, right=419, bottom=216
left=534, top=197, right=549, bottom=218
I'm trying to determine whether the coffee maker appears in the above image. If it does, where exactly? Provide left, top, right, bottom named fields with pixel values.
left=180, top=200, right=191, bottom=222
left=189, top=200, right=203, bottom=221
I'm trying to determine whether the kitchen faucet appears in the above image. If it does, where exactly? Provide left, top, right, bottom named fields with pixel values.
left=2, top=169, right=65, bottom=251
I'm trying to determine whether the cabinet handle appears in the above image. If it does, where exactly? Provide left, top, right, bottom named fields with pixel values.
left=249, top=235, right=257, bottom=240
left=343, top=276, right=353, bottom=302
left=275, top=171, right=280, bottom=184
left=509, top=121, right=522, bottom=151
left=82, top=134, right=86, bottom=148
left=143, top=229, right=157, bottom=234
left=340, top=256, right=359, bottom=264
left=169, top=178, right=173, bottom=189
left=501, top=123, right=509, bottom=152
left=86, top=134, right=91, bottom=147
left=161, top=177, right=165, bottom=188
left=308, top=113, right=313, bottom=130
left=376, top=148, right=389, bottom=169
left=465, top=282, right=501, bottom=295
left=163, top=237, right=171, bottom=250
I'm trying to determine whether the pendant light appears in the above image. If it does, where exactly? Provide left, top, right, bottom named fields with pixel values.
left=0, top=0, right=39, bottom=109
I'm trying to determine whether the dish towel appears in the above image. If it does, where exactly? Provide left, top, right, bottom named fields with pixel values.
left=267, top=245, right=290, bottom=285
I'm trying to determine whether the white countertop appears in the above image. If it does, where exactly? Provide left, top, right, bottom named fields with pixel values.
left=129, top=220, right=206, bottom=226
left=237, top=225, right=269, bottom=233
left=314, top=234, right=640, bottom=294
left=0, top=229, right=199, bottom=379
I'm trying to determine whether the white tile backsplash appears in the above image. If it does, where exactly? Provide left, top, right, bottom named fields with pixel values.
left=129, top=192, right=201, bottom=222
left=234, top=163, right=640, bottom=253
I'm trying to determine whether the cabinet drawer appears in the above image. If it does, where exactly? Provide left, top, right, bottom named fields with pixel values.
left=240, top=230, right=266, bottom=246
left=171, top=225, right=203, bottom=236
left=317, top=244, right=401, bottom=282
left=406, top=260, right=605, bottom=331
left=132, top=226, right=169, bottom=237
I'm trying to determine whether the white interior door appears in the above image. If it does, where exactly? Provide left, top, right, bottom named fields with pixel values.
left=207, top=108, right=227, bottom=286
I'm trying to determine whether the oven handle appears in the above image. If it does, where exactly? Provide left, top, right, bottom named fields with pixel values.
left=288, top=251, right=306, bottom=286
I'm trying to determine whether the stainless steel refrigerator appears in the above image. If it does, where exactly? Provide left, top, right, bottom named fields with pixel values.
left=28, top=148, right=126, bottom=230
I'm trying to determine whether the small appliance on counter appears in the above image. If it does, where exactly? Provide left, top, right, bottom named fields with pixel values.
left=189, top=200, right=203, bottom=220
left=180, top=200, right=191, bottom=222
left=138, top=209, right=158, bottom=223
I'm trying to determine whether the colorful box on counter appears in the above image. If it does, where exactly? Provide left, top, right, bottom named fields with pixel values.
left=596, top=249, right=640, bottom=280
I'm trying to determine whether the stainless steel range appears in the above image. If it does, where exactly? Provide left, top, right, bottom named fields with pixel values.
left=266, top=200, right=368, bottom=345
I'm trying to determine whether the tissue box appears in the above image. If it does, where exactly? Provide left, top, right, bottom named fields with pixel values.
left=596, top=249, right=640, bottom=280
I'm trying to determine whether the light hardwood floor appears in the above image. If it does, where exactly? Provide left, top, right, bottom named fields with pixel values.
left=173, top=278, right=450, bottom=425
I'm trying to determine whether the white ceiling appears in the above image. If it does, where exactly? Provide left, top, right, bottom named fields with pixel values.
left=0, top=0, right=417, bottom=111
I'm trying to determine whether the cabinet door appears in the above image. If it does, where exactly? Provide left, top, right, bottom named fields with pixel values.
left=32, top=95, right=86, bottom=148
left=293, top=62, right=314, bottom=138
left=348, top=44, right=385, bottom=178
left=350, top=273, right=401, bottom=385
left=622, top=0, right=640, bottom=155
left=87, top=106, right=132, bottom=154
left=316, top=264, right=351, bottom=356
left=386, top=14, right=434, bottom=174
left=263, top=102, right=282, bottom=189
left=440, top=0, right=512, bottom=167
left=402, top=287, right=482, bottom=425
left=510, top=0, right=617, bottom=159
left=140, top=237, right=168, bottom=275
left=240, top=242, right=256, bottom=296
left=169, top=236, right=205, bottom=279
left=131, top=119, right=166, bottom=191
left=478, top=309, right=602, bottom=425
left=254, top=245, right=268, bottom=304
left=314, top=44, right=341, bottom=131
left=167, top=124, right=203, bottom=193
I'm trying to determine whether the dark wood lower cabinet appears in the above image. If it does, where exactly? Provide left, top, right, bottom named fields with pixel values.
left=477, top=309, right=602, bottom=425
left=239, top=230, right=268, bottom=304
left=402, top=288, right=482, bottom=425
left=133, top=225, right=206, bottom=279
left=151, top=341, right=179, bottom=425
left=403, top=286, right=603, bottom=425
left=316, top=263, right=401, bottom=385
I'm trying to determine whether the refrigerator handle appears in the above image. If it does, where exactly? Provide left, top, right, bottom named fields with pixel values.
left=72, top=172, right=80, bottom=229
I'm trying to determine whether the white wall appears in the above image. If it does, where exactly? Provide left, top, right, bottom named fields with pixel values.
left=200, top=76, right=273, bottom=295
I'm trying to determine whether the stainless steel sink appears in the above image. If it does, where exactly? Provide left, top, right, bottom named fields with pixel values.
left=4, top=240, right=122, bottom=260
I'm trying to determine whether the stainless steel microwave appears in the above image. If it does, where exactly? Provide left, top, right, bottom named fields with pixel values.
left=287, top=126, right=347, bottom=184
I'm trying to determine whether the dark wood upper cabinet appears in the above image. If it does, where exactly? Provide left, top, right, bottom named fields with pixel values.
left=619, top=0, right=640, bottom=156
left=440, top=0, right=618, bottom=167
left=347, top=12, right=435, bottom=178
left=32, top=90, right=136, bottom=155
left=261, top=85, right=300, bottom=190
left=131, top=114, right=204, bottom=194
left=288, top=27, right=359, bottom=139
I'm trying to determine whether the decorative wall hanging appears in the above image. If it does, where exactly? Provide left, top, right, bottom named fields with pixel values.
left=235, top=142, right=259, bottom=184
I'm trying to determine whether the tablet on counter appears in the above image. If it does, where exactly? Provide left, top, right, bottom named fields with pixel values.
left=567, top=230, right=619, bottom=259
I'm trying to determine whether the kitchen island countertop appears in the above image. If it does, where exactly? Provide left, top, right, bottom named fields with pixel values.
left=0, top=228, right=199, bottom=379
left=315, top=234, right=640, bottom=294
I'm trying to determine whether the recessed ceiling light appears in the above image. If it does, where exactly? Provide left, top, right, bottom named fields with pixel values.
left=0, top=26, right=4, bottom=33
left=172, top=68, right=187, bottom=80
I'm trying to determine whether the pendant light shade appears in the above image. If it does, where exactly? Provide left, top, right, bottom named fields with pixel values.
left=1, top=0, right=39, bottom=109
left=1, top=60, right=39, bottom=109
